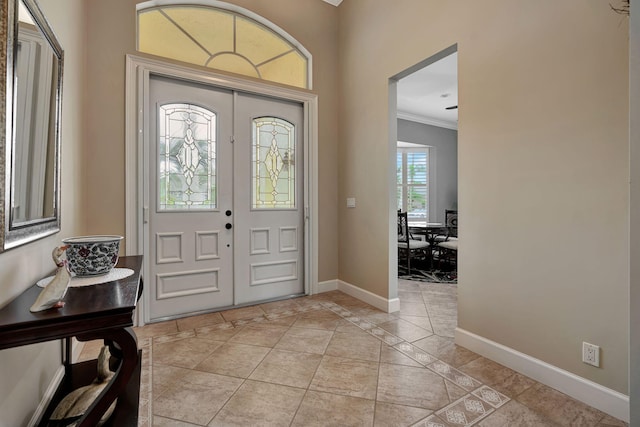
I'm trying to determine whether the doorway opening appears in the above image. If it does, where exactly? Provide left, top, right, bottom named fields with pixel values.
left=389, top=45, right=458, bottom=339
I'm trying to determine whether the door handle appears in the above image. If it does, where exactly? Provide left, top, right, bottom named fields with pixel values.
left=225, top=223, right=232, bottom=230
left=225, top=210, right=232, bottom=216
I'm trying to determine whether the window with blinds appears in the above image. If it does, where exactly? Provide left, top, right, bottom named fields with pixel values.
left=397, top=147, right=429, bottom=221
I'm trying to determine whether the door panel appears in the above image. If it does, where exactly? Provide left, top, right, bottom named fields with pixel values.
left=148, top=76, right=234, bottom=321
left=146, top=77, right=305, bottom=321
left=233, top=93, right=305, bottom=304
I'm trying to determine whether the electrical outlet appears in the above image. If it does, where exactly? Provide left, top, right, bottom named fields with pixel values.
left=582, top=342, right=600, bottom=367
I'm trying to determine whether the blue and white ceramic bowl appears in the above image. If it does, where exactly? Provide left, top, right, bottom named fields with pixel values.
left=62, top=235, right=123, bottom=276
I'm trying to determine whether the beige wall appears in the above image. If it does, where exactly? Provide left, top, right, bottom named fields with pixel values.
left=338, top=0, right=629, bottom=393
left=0, top=1, right=338, bottom=421
left=84, top=0, right=339, bottom=282
left=0, top=0, right=632, bottom=422
left=0, top=0, right=86, bottom=424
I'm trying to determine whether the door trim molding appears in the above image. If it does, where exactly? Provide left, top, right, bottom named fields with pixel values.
left=124, top=54, right=318, bottom=325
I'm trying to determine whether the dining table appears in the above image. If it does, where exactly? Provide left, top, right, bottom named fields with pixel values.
left=408, top=222, right=447, bottom=245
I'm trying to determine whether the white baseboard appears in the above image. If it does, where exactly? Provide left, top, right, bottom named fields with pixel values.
left=337, top=280, right=400, bottom=313
left=455, top=328, right=630, bottom=422
left=387, top=297, right=400, bottom=313
left=27, top=366, right=65, bottom=427
left=314, top=279, right=338, bottom=294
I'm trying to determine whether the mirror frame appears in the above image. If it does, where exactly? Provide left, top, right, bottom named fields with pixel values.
left=1, top=0, right=63, bottom=251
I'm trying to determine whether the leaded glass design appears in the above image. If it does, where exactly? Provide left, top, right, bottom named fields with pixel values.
left=138, top=5, right=311, bottom=89
left=158, top=103, right=217, bottom=210
left=252, top=117, right=295, bottom=209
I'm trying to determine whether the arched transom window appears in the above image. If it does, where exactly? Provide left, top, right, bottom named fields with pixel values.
left=137, top=2, right=312, bottom=89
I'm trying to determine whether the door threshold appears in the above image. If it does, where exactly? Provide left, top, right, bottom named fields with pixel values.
left=148, top=292, right=308, bottom=324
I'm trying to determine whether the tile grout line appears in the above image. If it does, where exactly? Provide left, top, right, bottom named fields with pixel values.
left=287, top=340, right=329, bottom=427
left=143, top=291, right=620, bottom=426
left=246, top=310, right=306, bottom=427
left=419, top=287, right=437, bottom=337
left=145, top=296, right=505, bottom=427
left=318, top=300, right=512, bottom=426
left=140, top=338, right=153, bottom=426
left=203, top=306, right=301, bottom=426
left=371, top=338, right=384, bottom=427
left=161, top=302, right=330, bottom=426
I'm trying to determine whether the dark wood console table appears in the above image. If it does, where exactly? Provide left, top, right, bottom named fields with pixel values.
left=0, top=255, right=143, bottom=427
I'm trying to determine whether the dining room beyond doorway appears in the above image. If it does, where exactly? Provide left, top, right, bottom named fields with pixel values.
left=395, top=49, right=458, bottom=284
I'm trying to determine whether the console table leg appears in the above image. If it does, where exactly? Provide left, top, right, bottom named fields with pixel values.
left=74, top=327, right=138, bottom=427
left=63, top=337, right=72, bottom=367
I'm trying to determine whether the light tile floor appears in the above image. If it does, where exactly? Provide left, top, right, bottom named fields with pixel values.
left=78, top=278, right=628, bottom=426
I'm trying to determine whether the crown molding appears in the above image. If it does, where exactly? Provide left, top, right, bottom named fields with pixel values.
left=397, top=111, right=458, bottom=131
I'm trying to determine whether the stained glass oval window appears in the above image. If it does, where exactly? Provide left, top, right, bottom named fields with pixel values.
left=158, top=103, right=217, bottom=210
left=252, top=117, right=296, bottom=209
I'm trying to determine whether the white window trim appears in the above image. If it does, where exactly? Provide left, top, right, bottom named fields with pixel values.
left=397, top=144, right=431, bottom=223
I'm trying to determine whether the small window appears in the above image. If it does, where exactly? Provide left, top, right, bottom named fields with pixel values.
left=252, top=117, right=296, bottom=209
left=397, top=146, right=429, bottom=222
left=158, top=103, right=217, bottom=210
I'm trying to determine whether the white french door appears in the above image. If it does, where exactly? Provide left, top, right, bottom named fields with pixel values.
left=234, top=92, right=305, bottom=305
left=146, top=75, right=305, bottom=322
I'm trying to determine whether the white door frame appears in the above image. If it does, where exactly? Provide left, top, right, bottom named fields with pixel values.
left=124, top=54, right=318, bottom=325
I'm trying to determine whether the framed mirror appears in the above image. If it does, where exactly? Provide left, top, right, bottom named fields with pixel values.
left=1, top=0, right=63, bottom=251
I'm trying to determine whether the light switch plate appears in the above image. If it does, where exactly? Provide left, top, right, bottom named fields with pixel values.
left=347, top=197, right=356, bottom=208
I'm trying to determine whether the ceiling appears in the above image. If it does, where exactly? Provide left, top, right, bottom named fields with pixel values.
left=397, top=52, right=458, bottom=130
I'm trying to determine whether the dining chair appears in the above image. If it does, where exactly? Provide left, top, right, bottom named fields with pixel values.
left=445, top=209, right=458, bottom=238
left=435, top=238, right=458, bottom=270
left=430, top=209, right=458, bottom=271
left=397, top=211, right=430, bottom=273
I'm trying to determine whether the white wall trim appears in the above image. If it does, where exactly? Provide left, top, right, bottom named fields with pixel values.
left=314, top=279, right=338, bottom=294
left=314, top=278, right=400, bottom=313
left=455, top=328, right=630, bottom=422
left=337, top=280, right=400, bottom=313
left=397, top=111, right=458, bottom=131
left=27, top=366, right=65, bottom=427
left=388, top=80, right=400, bottom=310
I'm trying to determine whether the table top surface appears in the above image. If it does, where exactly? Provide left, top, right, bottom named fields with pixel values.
left=0, top=256, right=142, bottom=334
left=408, top=222, right=444, bottom=228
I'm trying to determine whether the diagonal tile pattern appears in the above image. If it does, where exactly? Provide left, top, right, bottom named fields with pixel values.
left=77, top=280, right=628, bottom=427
